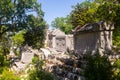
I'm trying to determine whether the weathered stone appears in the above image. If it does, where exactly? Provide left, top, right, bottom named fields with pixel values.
left=40, top=48, right=51, bottom=59
left=11, top=46, right=35, bottom=72
left=74, top=21, right=114, bottom=55
left=46, top=29, right=73, bottom=52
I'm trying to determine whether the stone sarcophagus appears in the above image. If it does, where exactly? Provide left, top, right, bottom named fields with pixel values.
left=74, top=21, right=114, bottom=55
left=48, top=29, right=66, bottom=52
left=47, top=29, right=74, bottom=52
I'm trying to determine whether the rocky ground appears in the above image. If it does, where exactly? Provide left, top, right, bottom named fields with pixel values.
left=43, top=49, right=86, bottom=80
left=9, top=47, right=120, bottom=80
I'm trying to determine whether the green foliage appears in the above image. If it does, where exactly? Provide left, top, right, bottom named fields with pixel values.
left=114, top=59, right=120, bottom=69
left=0, top=54, right=10, bottom=74
left=70, top=0, right=120, bottom=28
left=11, top=30, right=26, bottom=56
left=0, top=33, right=10, bottom=56
left=0, top=0, right=47, bottom=79
left=51, top=16, right=73, bottom=34
left=29, top=69, right=53, bottom=80
left=24, top=15, right=47, bottom=49
left=12, top=30, right=26, bottom=47
left=32, top=55, right=39, bottom=64
left=0, top=54, right=4, bottom=74
left=113, top=59, right=120, bottom=80
left=84, top=53, right=113, bottom=80
left=0, top=36, right=10, bottom=71
left=0, top=54, right=9, bottom=74
left=0, top=54, right=4, bottom=67
left=96, top=1, right=119, bottom=22
left=29, top=60, right=53, bottom=80
left=0, top=0, right=42, bottom=37
left=70, top=1, right=99, bottom=28
left=0, top=68, right=20, bottom=80
left=113, top=28, right=120, bottom=46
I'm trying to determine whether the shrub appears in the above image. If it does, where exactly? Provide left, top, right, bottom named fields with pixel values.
left=32, top=55, right=39, bottom=64
left=0, top=55, right=4, bottom=67
left=0, top=68, right=20, bottom=80
left=84, top=53, right=113, bottom=80
left=29, top=69, right=54, bottom=80
left=113, top=59, right=120, bottom=80
left=29, top=60, right=54, bottom=80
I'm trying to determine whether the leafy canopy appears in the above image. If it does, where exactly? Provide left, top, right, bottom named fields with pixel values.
left=70, top=1, right=99, bottom=28
left=0, top=0, right=47, bottom=49
left=70, top=0, right=120, bottom=27
left=0, top=0, right=42, bottom=37
left=51, top=16, right=73, bottom=34
left=24, top=15, right=47, bottom=49
left=12, top=30, right=26, bottom=47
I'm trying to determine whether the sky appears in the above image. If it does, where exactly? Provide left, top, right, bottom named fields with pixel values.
left=38, top=0, right=85, bottom=28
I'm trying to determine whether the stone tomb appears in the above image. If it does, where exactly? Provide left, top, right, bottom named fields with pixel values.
left=47, top=29, right=73, bottom=52
left=73, top=21, right=114, bottom=55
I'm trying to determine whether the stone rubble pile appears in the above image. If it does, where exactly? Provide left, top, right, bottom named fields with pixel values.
left=10, top=46, right=87, bottom=80
left=10, top=46, right=37, bottom=72
left=43, top=49, right=86, bottom=80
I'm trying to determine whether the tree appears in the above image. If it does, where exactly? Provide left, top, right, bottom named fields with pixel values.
left=51, top=16, right=73, bottom=34
left=0, top=0, right=46, bottom=74
left=24, top=15, right=47, bottom=49
left=0, top=0, right=46, bottom=48
left=70, top=1, right=99, bottom=28
left=70, top=0, right=120, bottom=27
left=0, top=0, right=42, bottom=38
